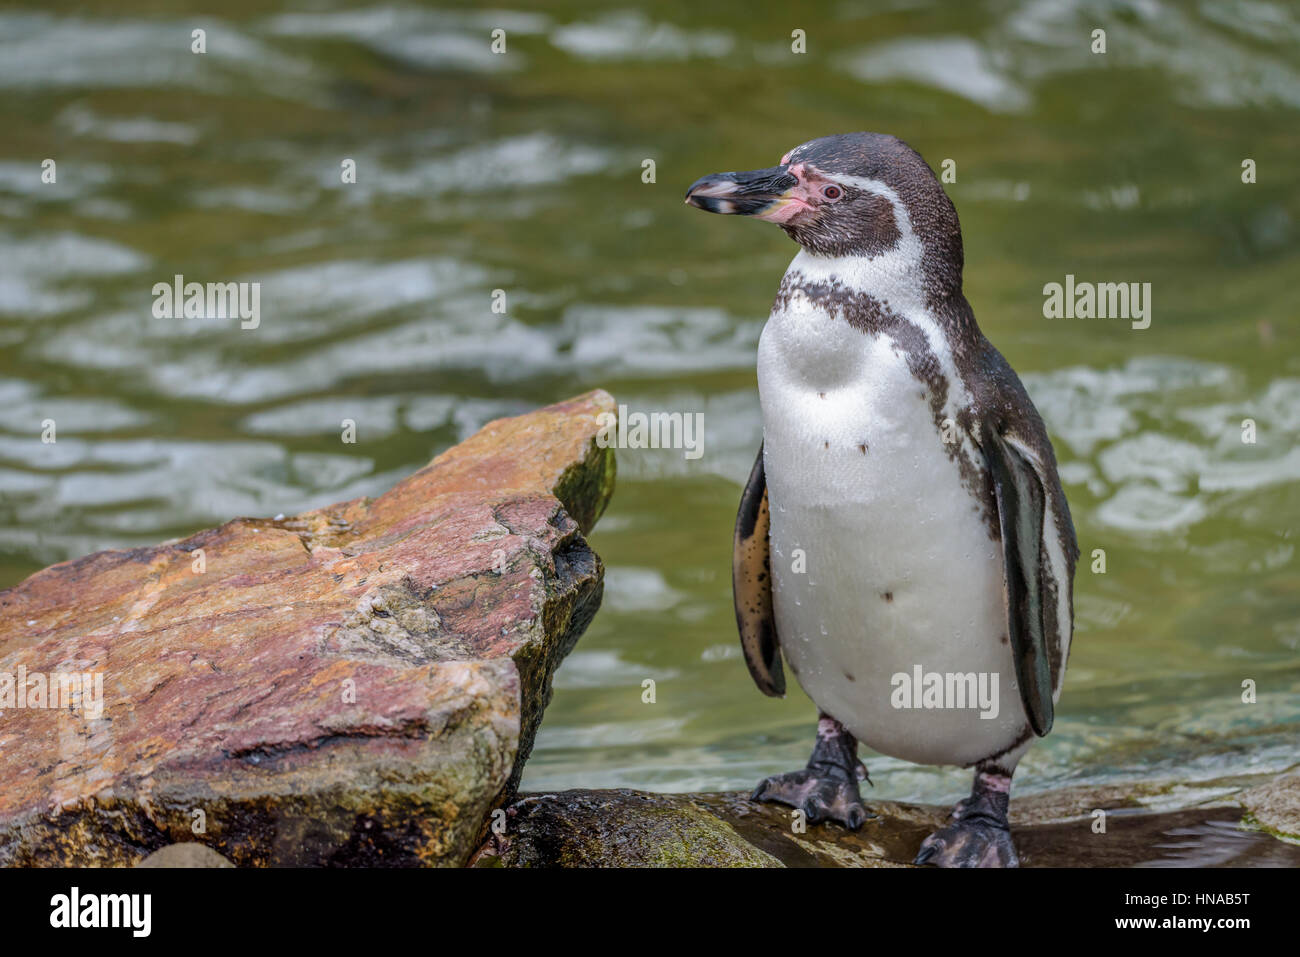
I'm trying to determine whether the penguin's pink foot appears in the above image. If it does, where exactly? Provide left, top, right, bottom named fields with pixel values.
left=915, top=768, right=1019, bottom=868
left=751, top=714, right=873, bottom=830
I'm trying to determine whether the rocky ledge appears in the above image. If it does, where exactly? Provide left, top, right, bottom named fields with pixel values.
left=0, top=391, right=616, bottom=867
left=474, top=772, right=1300, bottom=868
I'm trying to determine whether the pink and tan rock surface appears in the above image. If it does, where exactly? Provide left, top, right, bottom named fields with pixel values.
left=0, top=391, right=616, bottom=867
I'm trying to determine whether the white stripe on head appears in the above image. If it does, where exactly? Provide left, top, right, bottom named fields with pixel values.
left=830, top=175, right=917, bottom=239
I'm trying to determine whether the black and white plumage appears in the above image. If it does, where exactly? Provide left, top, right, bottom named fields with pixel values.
left=687, top=132, right=1078, bottom=867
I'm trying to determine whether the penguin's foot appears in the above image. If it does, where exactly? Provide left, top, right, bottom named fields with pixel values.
left=915, top=769, right=1019, bottom=868
left=915, top=815, right=1018, bottom=867
left=752, top=767, right=869, bottom=829
left=751, top=714, right=872, bottom=830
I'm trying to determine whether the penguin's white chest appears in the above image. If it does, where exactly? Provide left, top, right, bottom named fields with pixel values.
left=756, top=282, right=1028, bottom=768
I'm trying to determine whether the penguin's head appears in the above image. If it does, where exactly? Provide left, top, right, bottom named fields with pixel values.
left=686, top=132, right=964, bottom=295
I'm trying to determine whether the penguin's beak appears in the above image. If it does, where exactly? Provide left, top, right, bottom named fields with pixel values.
left=684, top=166, right=799, bottom=219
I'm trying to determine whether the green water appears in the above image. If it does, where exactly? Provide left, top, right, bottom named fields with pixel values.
left=0, top=1, right=1297, bottom=807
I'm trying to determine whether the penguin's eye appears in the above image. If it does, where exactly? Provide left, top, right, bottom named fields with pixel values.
left=822, top=185, right=843, bottom=201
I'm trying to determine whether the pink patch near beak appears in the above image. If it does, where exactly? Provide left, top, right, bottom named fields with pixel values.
left=754, top=197, right=811, bottom=224
left=754, top=162, right=823, bottom=223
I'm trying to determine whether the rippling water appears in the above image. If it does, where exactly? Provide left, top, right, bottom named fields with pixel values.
left=0, top=1, right=1297, bottom=807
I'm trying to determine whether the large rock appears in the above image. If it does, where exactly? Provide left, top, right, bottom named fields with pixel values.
left=0, top=391, right=617, bottom=867
left=475, top=773, right=1300, bottom=867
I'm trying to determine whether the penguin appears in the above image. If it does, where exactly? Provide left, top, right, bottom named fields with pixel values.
left=685, top=132, right=1078, bottom=867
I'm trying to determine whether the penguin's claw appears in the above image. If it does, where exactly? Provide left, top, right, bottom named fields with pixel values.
left=751, top=768, right=872, bottom=830
left=915, top=815, right=1019, bottom=868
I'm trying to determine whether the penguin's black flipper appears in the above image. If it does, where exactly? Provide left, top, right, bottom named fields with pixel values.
left=983, top=430, right=1054, bottom=736
left=734, top=444, right=785, bottom=697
